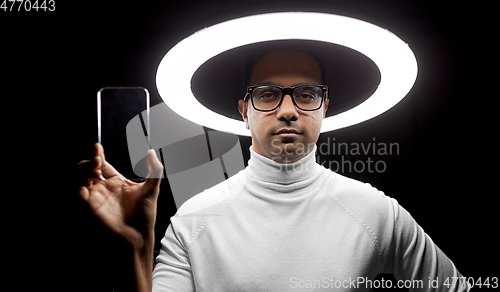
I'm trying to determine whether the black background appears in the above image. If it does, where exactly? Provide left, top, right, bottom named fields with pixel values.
left=4, top=0, right=497, bottom=290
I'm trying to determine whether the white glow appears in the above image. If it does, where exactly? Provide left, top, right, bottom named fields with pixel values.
left=156, top=12, right=418, bottom=136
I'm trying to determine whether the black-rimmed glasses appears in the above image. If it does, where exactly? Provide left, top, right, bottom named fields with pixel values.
left=244, top=84, right=328, bottom=112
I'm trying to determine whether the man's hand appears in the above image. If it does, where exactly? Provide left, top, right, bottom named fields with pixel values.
left=78, top=143, right=163, bottom=248
left=77, top=143, right=163, bottom=291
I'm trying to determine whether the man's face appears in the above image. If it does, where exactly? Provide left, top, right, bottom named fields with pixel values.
left=238, top=51, right=329, bottom=163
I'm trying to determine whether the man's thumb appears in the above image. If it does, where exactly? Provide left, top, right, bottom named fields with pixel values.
left=144, top=149, right=163, bottom=192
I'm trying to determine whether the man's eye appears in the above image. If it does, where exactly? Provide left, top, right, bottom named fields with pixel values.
left=296, top=93, right=317, bottom=100
left=258, top=92, right=278, bottom=99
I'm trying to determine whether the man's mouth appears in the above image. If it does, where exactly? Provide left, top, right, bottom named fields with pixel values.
left=274, top=128, right=301, bottom=137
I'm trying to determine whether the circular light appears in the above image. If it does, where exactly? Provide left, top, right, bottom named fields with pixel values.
left=156, top=12, right=418, bottom=136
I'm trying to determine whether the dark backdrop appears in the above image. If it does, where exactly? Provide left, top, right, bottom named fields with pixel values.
left=4, top=0, right=497, bottom=290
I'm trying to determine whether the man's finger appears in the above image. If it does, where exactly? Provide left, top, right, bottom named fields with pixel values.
left=78, top=185, right=90, bottom=202
left=143, top=149, right=163, bottom=196
left=76, top=159, right=96, bottom=186
left=94, top=143, right=121, bottom=179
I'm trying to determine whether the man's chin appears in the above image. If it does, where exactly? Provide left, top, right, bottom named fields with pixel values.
left=269, top=140, right=315, bottom=162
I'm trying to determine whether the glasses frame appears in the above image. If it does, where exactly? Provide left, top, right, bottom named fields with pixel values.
left=244, top=84, right=328, bottom=112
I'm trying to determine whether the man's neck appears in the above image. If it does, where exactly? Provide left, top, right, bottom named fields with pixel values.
left=247, top=144, right=320, bottom=185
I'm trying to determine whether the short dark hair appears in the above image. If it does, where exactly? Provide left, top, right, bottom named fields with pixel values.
left=243, top=43, right=326, bottom=87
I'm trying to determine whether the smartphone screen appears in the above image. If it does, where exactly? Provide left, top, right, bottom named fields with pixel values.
left=97, top=87, right=150, bottom=182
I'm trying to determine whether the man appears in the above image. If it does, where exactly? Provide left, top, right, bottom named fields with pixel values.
left=78, top=50, right=468, bottom=291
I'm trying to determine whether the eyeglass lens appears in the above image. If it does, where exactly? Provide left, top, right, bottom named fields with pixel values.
left=252, top=85, right=323, bottom=110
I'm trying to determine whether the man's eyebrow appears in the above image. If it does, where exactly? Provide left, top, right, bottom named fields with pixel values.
left=255, top=82, right=278, bottom=86
left=254, top=82, right=318, bottom=87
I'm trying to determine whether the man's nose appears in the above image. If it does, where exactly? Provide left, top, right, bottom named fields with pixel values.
left=276, top=95, right=299, bottom=121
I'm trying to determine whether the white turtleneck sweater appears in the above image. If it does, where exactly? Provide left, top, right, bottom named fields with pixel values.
left=152, top=146, right=468, bottom=291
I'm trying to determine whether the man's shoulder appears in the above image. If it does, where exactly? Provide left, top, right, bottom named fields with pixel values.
left=320, top=168, right=396, bottom=221
left=319, top=167, right=382, bottom=196
left=175, top=169, right=247, bottom=217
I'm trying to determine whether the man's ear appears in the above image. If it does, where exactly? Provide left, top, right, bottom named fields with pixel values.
left=238, top=99, right=250, bottom=129
left=322, top=99, right=329, bottom=118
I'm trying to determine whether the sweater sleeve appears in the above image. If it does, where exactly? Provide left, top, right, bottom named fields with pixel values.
left=387, top=199, right=470, bottom=292
left=152, top=222, right=195, bottom=292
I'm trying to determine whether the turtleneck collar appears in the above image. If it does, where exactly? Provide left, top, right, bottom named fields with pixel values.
left=246, top=144, right=320, bottom=185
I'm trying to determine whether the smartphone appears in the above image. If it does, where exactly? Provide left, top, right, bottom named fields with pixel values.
left=97, top=87, right=150, bottom=182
